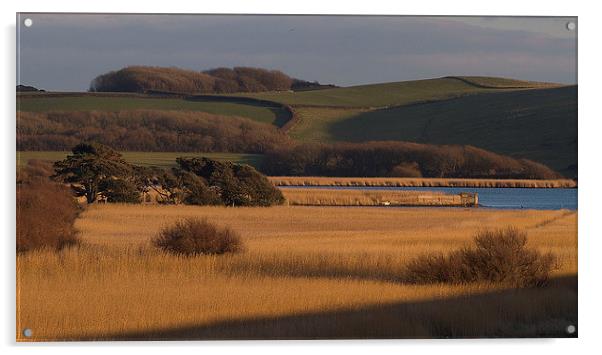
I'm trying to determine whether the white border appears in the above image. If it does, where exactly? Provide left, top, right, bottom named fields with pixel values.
left=2, top=1, right=601, bottom=354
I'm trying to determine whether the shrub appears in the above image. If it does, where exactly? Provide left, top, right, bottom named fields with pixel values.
left=405, top=227, right=557, bottom=287
left=17, top=161, right=80, bottom=252
left=153, top=218, right=243, bottom=256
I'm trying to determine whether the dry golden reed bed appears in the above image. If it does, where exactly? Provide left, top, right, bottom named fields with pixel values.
left=17, top=205, right=577, bottom=340
left=269, top=176, right=577, bottom=188
left=281, top=187, right=472, bottom=206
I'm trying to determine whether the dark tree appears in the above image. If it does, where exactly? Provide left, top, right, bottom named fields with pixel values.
left=176, top=157, right=284, bottom=206
left=156, top=169, right=222, bottom=205
left=99, top=178, right=141, bottom=203
left=53, top=143, right=133, bottom=203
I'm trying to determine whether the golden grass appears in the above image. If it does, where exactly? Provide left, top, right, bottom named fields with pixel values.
left=270, top=176, right=577, bottom=188
left=281, top=187, right=475, bottom=206
left=17, top=205, right=577, bottom=340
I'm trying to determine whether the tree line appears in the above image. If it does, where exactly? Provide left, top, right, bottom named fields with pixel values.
left=260, top=142, right=561, bottom=179
left=17, top=110, right=291, bottom=153
left=89, top=66, right=318, bottom=94
left=17, top=110, right=562, bottom=179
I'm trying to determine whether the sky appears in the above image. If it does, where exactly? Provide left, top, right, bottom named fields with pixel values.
left=16, top=14, right=577, bottom=91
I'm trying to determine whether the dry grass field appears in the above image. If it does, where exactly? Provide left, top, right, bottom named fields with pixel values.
left=16, top=205, right=577, bottom=340
left=270, top=176, right=577, bottom=188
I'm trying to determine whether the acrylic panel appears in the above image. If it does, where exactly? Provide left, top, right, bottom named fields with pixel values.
left=16, top=13, right=577, bottom=341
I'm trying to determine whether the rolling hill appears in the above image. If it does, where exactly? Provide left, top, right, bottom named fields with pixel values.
left=232, top=76, right=559, bottom=107
left=16, top=75, right=576, bottom=177
left=242, top=77, right=574, bottom=177
left=327, top=86, right=576, bottom=176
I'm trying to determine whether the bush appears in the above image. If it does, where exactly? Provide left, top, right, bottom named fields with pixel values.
left=17, top=161, right=80, bottom=252
left=405, top=227, right=557, bottom=287
left=153, top=218, right=243, bottom=256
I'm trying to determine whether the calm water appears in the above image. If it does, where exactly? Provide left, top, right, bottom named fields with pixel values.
left=282, top=186, right=577, bottom=210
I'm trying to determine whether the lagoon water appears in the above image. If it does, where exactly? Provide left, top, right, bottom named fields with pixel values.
left=281, top=186, right=577, bottom=210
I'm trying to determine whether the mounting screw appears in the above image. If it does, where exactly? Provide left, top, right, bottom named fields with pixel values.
left=566, top=324, right=576, bottom=334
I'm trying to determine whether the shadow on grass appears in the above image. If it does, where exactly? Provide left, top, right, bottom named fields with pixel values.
left=96, top=275, right=576, bottom=341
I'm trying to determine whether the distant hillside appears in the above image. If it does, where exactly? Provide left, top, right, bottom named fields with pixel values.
left=446, top=76, right=563, bottom=89
left=327, top=86, right=577, bottom=177
left=18, top=73, right=574, bottom=177
left=230, top=75, right=574, bottom=176
left=232, top=77, right=525, bottom=107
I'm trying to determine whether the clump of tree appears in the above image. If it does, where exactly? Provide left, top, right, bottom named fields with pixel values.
left=404, top=227, right=558, bottom=288
left=17, top=110, right=291, bottom=153
left=17, top=160, right=80, bottom=252
left=204, top=67, right=293, bottom=93
left=52, top=142, right=284, bottom=207
left=290, top=79, right=338, bottom=92
left=90, top=66, right=217, bottom=93
left=153, top=218, right=243, bottom=256
left=90, top=66, right=296, bottom=94
left=261, top=141, right=561, bottom=180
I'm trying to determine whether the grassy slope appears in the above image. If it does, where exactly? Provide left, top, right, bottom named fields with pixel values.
left=449, top=76, right=563, bottom=89
left=233, top=77, right=508, bottom=107
left=328, top=86, right=577, bottom=175
left=17, top=151, right=263, bottom=169
left=17, top=95, right=288, bottom=126
left=233, top=76, right=560, bottom=107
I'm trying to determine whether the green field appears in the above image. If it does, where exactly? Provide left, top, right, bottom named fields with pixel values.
left=232, top=77, right=550, bottom=108
left=448, top=76, right=562, bottom=89
left=17, top=151, right=264, bottom=169
left=17, top=95, right=289, bottom=126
